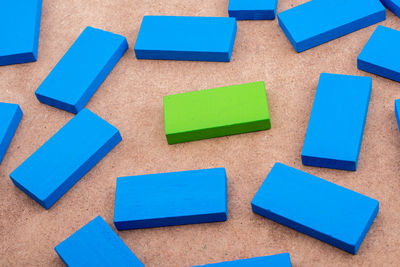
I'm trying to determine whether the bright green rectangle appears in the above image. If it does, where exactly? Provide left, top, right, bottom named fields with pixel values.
left=163, top=81, right=271, bottom=144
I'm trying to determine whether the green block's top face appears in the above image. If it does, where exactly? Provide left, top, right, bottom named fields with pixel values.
left=163, top=82, right=270, bottom=143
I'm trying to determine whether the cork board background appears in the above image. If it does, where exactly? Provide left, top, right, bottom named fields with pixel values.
left=1, top=0, right=400, bottom=266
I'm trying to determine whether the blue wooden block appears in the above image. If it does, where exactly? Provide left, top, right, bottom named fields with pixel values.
left=277, top=0, right=386, bottom=52
left=55, top=216, right=144, bottom=267
left=228, top=0, right=278, bottom=20
left=0, top=0, right=42, bottom=66
left=10, top=109, right=121, bottom=209
left=114, top=168, right=227, bottom=230
left=358, top=26, right=400, bottom=83
left=380, top=0, right=400, bottom=17
left=192, top=253, right=291, bottom=267
left=134, top=16, right=237, bottom=62
left=302, top=73, right=372, bottom=171
left=0, top=103, right=23, bottom=164
left=35, top=26, right=128, bottom=114
left=251, top=163, right=379, bottom=254
left=396, top=99, right=400, bottom=131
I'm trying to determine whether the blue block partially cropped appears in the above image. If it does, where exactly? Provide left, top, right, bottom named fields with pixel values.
left=0, top=0, right=42, bottom=66
left=302, top=73, right=372, bottom=171
left=251, top=163, right=379, bottom=254
left=35, top=26, right=128, bottom=114
left=396, top=99, right=400, bottom=132
left=192, top=253, right=291, bottom=267
left=228, top=0, right=278, bottom=20
left=114, top=168, right=227, bottom=230
left=10, top=109, right=122, bottom=209
left=0, top=103, right=23, bottom=164
left=134, top=16, right=237, bottom=62
left=358, top=26, right=400, bottom=83
left=55, top=216, right=144, bottom=267
left=277, top=0, right=386, bottom=52
left=380, top=0, right=400, bottom=17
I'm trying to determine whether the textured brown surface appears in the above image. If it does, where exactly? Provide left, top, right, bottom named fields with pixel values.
left=1, top=0, right=400, bottom=266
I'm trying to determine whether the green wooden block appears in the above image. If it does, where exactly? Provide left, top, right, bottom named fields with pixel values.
left=163, top=81, right=271, bottom=144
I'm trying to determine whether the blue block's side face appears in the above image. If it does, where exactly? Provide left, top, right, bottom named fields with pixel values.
left=114, top=168, right=228, bottom=230
left=277, top=0, right=385, bottom=52
left=395, top=100, right=400, bottom=132
left=380, top=0, right=400, bottom=17
left=301, top=73, right=372, bottom=171
left=193, top=253, right=292, bottom=267
left=358, top=26, right=400, bottom=83
left=134, top=16, right=237, bottom=62
left=251, top=163, right=379, bottom=254
left=0, top=103, right=23, bottom=164
left=0, top=0, right=42, bottom=66
left=55, top=216, right=144, bottom=267
left=228, top=0, right=277, bottom=20
left=9, top=109, right=122, bottom=209
left=35, top=26, right=128, bottom=113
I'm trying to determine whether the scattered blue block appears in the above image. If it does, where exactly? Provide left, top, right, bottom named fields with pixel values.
left=55, top=216, right=144, bottom=267
left=396, top=99, right=400, bottom=131
left=10, top=109, right=122, bottom=209
left=251, top=163, right=379, bottom=254
left=35, top=26, right=128, bottom=114
left=192, top=253, right=291, bottom=267
left=301, top=73, right=372, bottom=171
left=0, top=0, right=42, bottom=66
left=228, top=0, right=278, bottom=20
left=134, top=16, right=237, bottom=62
left=114, top=168, right=227, bottom=230
left=277, top=0, right=386, bottom=52
left=358, top=25, right=400, bottom=83
left=380, top=0, right=400, bottom=17
left=0, top=103, right=23, bottom=164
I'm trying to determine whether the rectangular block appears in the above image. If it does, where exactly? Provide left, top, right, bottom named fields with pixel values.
left=193, top=253, right=291, bottom=267
left=278, top=0, right=386, bottom=52
left=0, top=103, right=23, bottom=164
left=301, top=73, right=372, bottom=171
left=228, top=0, right=278, bottom=20
left=396, top=99, right=400, bottom=132
left=114, top=168, right=227, bottom=230
left=164, top=81, right=270, bottom=144
left=10, top=109, right=122, bottom=209
left=134, top=16, right=237, bottom=62
left=380, top=0, right=400, bottom=17
left=0, top=0, right=42, bottom=66
left=251, top=163, right=379, bottom=254
left=55, top=216, right=144, bottom=267
left=358, top=26, right=400, bottom=83
left=35, top=26, right=128, bottom=114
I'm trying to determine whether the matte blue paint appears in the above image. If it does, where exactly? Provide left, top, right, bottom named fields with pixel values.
left=134, top=16, right=237, bottom=62
left=0, top=0, right=42, bottom=66
left=380, top=0, right=400, bottom=17
left=0, top=103, right=23, bottom=164
left=358, top=26, right=400, bottom=83
left=10, top=109, right=122, bottom=209
left=55, top=216, right=144, bottom=267
left=193, top=253, right=291, bottom=266
left=114, top=168, right=227, bottom=230
left=396, top=99, right=400, bottom=132
left=277, top=0, right=386, bottom=52
left=251, top=163, right=379, bottom=254
left=228, top=0, right=278, bottom=20
left=35, top=26, right=128, bottom=114
left=301, top=73, right=372, bottom=171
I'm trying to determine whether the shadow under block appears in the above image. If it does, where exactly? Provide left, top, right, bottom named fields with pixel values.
left=0, top=0, right=42, bottom=66
left=193, top=253, right=291, bottom=267
left=358, top=26, right=400, bottom=83
left=114, top=168, right=227, bottom=230
left=380, top=0, right=400, bottom=17
left=9, top=109, right=122, bottom=209
left=396, top=100, right=400, bottom=131
left=35, top=26, right=128, bottom=114
left=277, top=0, right=386, bottom=52
left=251, top=163, right=379, bottom=254
left=134, top=16, right=237, bottom=62
left=164, top=81, right=270, bottom=144
left=228, top=0, right=278, bottom=20
left=301, top=73, right=371, bottom=171
left=55, top=216, right=144, bottom=267
left=0, top=103, right=23, bottom=164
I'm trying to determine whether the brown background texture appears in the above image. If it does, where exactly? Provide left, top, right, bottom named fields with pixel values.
left=1, top=0, right=400, bottom=266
